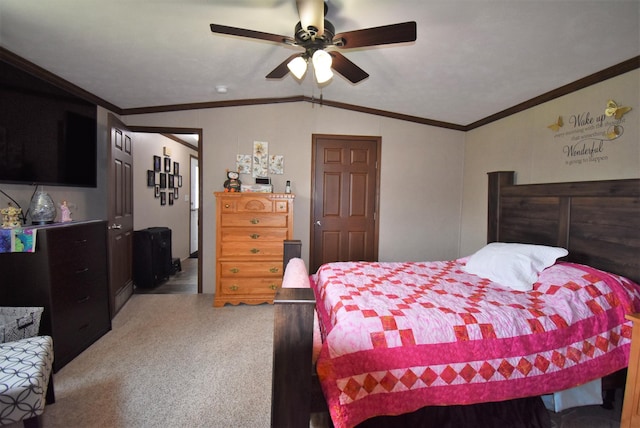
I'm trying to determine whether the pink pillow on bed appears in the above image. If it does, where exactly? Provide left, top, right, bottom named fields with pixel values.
left=463, top=242, right=568, bottom=291
left=282, top=258, right=311, bottom=289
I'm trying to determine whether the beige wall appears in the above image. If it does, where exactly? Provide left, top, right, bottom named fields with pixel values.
left=3, top=72, right=637, bottom=299
left=123, top=103, right=466, bottom=294
left=124, top=69, right=639, bottom=297
left=460, top=70, right=640, bottom=255
left=132, top=133, right=197, bottom=260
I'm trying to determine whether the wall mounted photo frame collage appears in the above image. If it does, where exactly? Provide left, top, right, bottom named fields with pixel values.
left=148, top=155, right=182, bottom=206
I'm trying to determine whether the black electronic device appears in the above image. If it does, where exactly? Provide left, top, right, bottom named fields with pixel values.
left=0, top=59, right=98, bottom=187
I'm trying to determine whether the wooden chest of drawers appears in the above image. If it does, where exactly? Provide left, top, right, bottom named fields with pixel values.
left=214, top=192, right=294, bottom=307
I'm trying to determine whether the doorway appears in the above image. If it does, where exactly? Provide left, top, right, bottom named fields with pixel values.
left=309, top=134, right=381, bottom=274
left=128, top=126, right=203, bottom=294
left=189, top=155, right=199, bottom=258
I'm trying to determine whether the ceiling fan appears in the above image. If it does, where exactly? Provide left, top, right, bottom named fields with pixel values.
left=210, top=0, right=416, bottom=84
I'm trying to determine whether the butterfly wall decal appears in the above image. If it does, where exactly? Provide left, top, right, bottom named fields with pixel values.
left=606, top=125, right=623, bottom=140
left=547, top=115, right=563, bottom=132
left=605, top=100, right=632, bottom=120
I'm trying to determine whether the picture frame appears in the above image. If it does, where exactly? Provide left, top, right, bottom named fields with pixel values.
left=154, top=185, right=160, bottom=198
left=168, top=174, right=174, bottom=188
left=160, top=192, right=166, bottom=205
left=174, top=162, right=179, bottom=176
left=147, top=170, right=155, bottom=187
left=160, top=173, right=167, bottom=189
left=169, top=193, right=174, bottom=205
left=153, top=155, right=161, bottom=172
left=164, top=157, right=171, bottom=172
left=173, top=187, right=179, bottom=199
left=178, top=175, right=183, bottom=187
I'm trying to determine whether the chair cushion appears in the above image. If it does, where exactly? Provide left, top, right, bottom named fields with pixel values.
left=0, top=336, right=54, bottom=424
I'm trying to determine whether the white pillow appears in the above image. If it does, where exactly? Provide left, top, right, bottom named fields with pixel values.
left=463, top=242, right=568, bottom=291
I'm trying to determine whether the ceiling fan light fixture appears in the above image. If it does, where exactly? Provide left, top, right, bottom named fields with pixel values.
left=287, top=56, right=308, bottom=80
left=314, top=66, right=333, bottom=84
left=312, top=49, right=333, bottom=83
left=297, top=0, right=324, bottom=37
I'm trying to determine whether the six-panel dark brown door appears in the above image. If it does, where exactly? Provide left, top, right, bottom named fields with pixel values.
left=107, top=114, right=134, bottom=317
left=310, top=134, right=380, bottom=274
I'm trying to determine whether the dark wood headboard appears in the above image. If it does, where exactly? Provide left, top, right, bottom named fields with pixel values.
left=487, top=171, right=640, bottom=284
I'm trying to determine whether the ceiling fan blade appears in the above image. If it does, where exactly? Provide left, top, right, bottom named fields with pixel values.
left=333, top=21, right=416, bottom=49
left=329, top=51, right=369, bottom=84
left=210, top=23, right=295, bottom=45
left=266, top=54, right=303, bottom=79
left=296, top=0, right=325, bottom=37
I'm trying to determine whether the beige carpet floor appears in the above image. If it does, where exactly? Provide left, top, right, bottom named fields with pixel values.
left=7, top=293, right=624, bottom=427
left=22, top=294, right=274, bottom=428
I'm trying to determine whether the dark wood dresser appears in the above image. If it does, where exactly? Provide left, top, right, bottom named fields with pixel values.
left=0, top=220, right=111, bottom=371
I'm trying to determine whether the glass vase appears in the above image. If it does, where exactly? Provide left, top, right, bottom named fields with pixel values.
left=30, top=188, right=57, bottom=225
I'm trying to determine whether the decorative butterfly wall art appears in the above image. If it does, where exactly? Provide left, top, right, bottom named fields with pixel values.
left=547, top=115, right=563, bottom=132
left=605, top=125, right=623, bottom=140
left=604, top=100, right=632, bottom=120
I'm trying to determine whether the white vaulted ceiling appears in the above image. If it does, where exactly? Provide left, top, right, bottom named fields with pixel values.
left=1, top=0, right=638, bottom=127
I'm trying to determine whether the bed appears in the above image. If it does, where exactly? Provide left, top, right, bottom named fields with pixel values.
left=271, top=171, right=640, bottom=427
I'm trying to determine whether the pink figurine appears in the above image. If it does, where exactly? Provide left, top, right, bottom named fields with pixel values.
left=60, top=201, right=72, bottom=222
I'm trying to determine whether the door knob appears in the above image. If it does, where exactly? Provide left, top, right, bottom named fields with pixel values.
left=109, top=223, right=122, bottom=230
left=315, top=220, right=322, bottom=226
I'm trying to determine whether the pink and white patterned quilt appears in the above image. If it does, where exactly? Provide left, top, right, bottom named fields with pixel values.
left=311, top=260, right=640, bottom=428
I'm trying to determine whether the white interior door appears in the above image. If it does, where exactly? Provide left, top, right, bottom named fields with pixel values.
left=189, top=156, right=199, bottom=256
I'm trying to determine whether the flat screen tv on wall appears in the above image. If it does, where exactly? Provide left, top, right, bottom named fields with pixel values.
left=0, top=59, right=98, bottom=187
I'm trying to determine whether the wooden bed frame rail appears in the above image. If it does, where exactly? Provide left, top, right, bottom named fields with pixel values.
left=271, top=240, right=326, bottom=428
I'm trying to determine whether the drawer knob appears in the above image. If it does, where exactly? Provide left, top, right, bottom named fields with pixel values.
left=229, top=268, right=239, bottom=274
left=250, top=233, right=260, bottom=239
left=225, top=204, right=231, bottom=208
left=229, top=285, right=239, bottom=291
left=250, top=248, right=260, bottom=254
left=269, top=267, right=279, bottom=273
left=250, top=218, right=260, bottom=224
left=269, top=284, right=278, bottom=290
